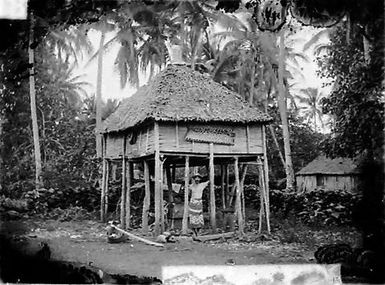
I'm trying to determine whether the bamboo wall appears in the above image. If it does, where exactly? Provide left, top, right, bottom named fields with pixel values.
left=296, top=174, right=360, bottom=193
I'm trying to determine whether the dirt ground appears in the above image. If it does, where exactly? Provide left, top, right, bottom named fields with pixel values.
left=0, top=218, right=330, bottom=280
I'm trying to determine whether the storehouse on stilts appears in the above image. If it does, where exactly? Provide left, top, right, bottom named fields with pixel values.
left=100, top=64, right=272, bottom=236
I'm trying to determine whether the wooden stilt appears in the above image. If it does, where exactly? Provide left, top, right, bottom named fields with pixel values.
left=257, top=157, right=265, bottom=233
left=100, top=157, right=107, bottom=222
left=221, top=164, right=225, bottom=210
left=172, top=164, right=176, bottom=182
left=182, top=156, right=189, bottom=234
left=120, top=136, right=127, bottom=228
left=159, top=158, right=165, bottom=233
left=234, top=157, right=244, bottom=235
left=262, top=126, right=271, bottom=233
left=125, top=161, right=132, bottom=228
left=240, top=164, right=248, bottom=222
left=260, top=159, right=270, bottom=233
left=225, top=164, right=229, bottom=207
left=209, top=143, right=216, bottom=232
left=142, top=160, right=150, bottom=234
left=104, top=160, right=110, bottom=219
left=154, top=122, right=161, bottom=236
left=166, top=165, right=174, bottom=229
left=154, top=155, right=161, bottom=235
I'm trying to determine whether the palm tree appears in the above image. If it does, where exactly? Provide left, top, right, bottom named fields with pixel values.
left=296, top=87, right=325, bottom=132
left=29, top=11, right=43, bottom=189
left=85, top=17, right=115, bottom=157
left=211, top=15, right=305, bottom=189
left=277, top=29, right=295, bottom=190
left=44, top=25, right=93, bottom=66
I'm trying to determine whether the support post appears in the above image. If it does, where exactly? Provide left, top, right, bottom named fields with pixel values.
left=104, top=160, right=110, bottom=218
left=209, top=143, right=216, bottom=232
left=100, top=157, right=107, bottom=222
left=120, top=136, right=127, bottom=228
left=166, top=165, right=174, bottom=229
left=160, top=158, right=165, bottom=233
left=234, top=157, right=244, bottom=235
left=172, top=164, right=176, bottom=182
left=262, top=126, right=271, bottom=233
left=142, top=160, right=150, bottom=234
left=125, top=161, right=132, bottom=228
left=257, top=157, right=267, bottom=233
left=225, top=164, right=230, bottom=207
left=221, top=164, right=226, bottom=210
left=240, top=164, right=248, bottom=222
left=182, top=156, right=189, bottom=234
left=154, top=122, right=161, bottom=236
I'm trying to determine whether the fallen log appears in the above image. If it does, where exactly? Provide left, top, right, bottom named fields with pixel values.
left=194, top=232, right=235, bottom=242
left=111, top=225, right=164, bottom=247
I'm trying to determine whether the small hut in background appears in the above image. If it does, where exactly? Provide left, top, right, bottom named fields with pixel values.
left=296, top=156, right=361, bottom=193
left=100, top=64, right=272, bottom=236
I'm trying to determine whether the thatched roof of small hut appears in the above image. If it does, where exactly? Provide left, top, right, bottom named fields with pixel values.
left=102, top=65, right=272, bottom=133
left=297, top=156, right=360, bottom=175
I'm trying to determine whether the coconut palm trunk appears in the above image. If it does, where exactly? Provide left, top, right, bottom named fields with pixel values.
left=96, top=30, right=105, bottom=157
left=277, top=30, right=295, bottom=190
left=0, top=115, right=4, bottom=191
left=29, top=12, right=43, bottom=189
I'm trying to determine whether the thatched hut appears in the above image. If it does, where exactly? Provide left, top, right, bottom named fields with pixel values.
left=100, top=64, right=272, bottom=236
left=296, top=156, right=361, bottom=192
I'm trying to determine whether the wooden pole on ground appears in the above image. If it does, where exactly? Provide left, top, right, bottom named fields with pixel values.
left=182, top=156, right=190, bottom=234
left=125, top=161, right=132, bottom=228
left=221, top=164, right=225, bottom=210
left=120, top=136, right=127, bottom=228
left=111, top=225, right=164, bottom=247
left=234, top=157, right=244, bottom=235
left=142, top=160, right=150, bottom=234
left=153, top=122, right=161, bottom=236
left=209, top=143, right=216, bottom=232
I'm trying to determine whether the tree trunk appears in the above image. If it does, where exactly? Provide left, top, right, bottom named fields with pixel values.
left=249, top=58, right=255, bottom=105
left=268, top=125, right=285, bottom=168
left=277, top=30, right=295, bottom=190
left=96, top=30, right=105, bottom=158
left=362, top=25, right=371, bottom=64
left=0, top=113, right=4, bottom=192
left=29, top=12, right=43, bottom=189
left=346, top=12, right=351, bottom=45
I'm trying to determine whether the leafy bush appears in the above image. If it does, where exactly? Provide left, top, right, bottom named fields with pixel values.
left=243, top=186, right=361, bottom=227
left=46, top=206, right=94, bottom=221
left=23, top=185, right=100, bottom=214
left=0, top=195, right=29, bottom=212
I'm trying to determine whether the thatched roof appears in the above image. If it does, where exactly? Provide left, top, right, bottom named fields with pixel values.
left=297, top=156, right=360, bottom=175
left=102, top=65, right=272, bottom=133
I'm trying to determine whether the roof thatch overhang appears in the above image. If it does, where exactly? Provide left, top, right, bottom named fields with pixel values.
left=102, top=65, right=272, bottom=134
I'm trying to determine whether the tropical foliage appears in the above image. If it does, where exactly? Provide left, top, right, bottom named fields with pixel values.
left=317, top=24, right=384, bottom=160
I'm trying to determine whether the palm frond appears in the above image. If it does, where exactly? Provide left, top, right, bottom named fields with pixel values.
left=303, top=29, right=329, bottom=51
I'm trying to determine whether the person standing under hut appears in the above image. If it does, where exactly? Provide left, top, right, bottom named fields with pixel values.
left=189, top=172, right=209, bottom=238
